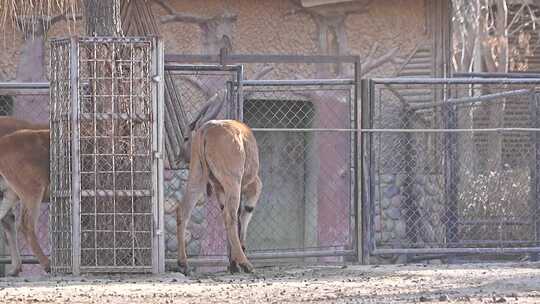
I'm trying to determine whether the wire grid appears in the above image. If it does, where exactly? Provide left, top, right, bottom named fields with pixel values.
left=50, top=37, right=156, bottom=273
left=242, top=84, right=356, bottom=258
left=369, top=80, right=540, bottom=254
left=163, top=68, right=240, bottom=170
left=163, top=68, right=240, bottom=260
left=78, top=37, right=154, bottom=271
left=49, top=38, right=73, bottom=273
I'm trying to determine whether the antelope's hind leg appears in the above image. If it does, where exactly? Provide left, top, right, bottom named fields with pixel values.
left=239, top=176, right=262, bottom=253
left=219, top=183, right=253, bottom=274
left=19, top=186, right=50, bottom=273
left=0, top=189, right=21, bottom=276
left=176, top=163, right=205, bottom=276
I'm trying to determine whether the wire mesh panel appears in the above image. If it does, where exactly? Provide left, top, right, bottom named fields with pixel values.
left=364, top=77, right=540, bottom=256
left=241, top=80, right=357, bottom=260
left=161, top=65, right=242, bottom=262
left=49, top=36, right=164, bottom=274
left=49, top=39, right=73, bottom=273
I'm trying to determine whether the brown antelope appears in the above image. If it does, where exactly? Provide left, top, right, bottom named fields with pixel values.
left=0, top=117, right=50, bottom=276
left=176, top=95, right=262, bottom=275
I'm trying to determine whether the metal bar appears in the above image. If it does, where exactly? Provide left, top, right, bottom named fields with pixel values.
left=372, top=77, right=540, bottom=84
left=251, top=128, right=359, bottom=132
left=70, top=37, right=81, bottom=276
left=443, top=87, right=459, bottom=249
left=362, top=78, right=374, bottom=263
left=372, top=247, right=540, bottom=255
left=164, top=63, right=242, bottom=72
left=80, top=113, right=151, bottom=120
left=0, top=90, right=48, bottom=95
left=0, top=257, right=40, bottom=264
left=531, top=91, right=540, bottom=261
left=242, top=79, right=355, bottom=86
left=246, top=249, right=356, bottom=259
left=164, top=53, right=360, bottom=64
left=458, top=220, right=532, bottom=225
left=237, top=65, right=244, bottom=121
left=360, top=128, right=540, bottom=133
left=453, top=72, right=540, bottom=78
left=164, top=249, right=356, bottom=264
left=409, top=89, right=531, bottom=110
left=353, top=56, right=361, bottom=262
left=154, top=37, right=166, bottom=273
left=0, top=82, right=49, bottom=89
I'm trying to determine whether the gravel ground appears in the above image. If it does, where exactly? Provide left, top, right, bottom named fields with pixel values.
left=0, top=262, right=539, bottom=303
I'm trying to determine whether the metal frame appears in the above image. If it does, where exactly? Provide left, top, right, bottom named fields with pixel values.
left=364, top=77, right=540, bottom=256
left=235, top=78, right=358, bottom=260
left=49, top=36, right=164, bottom=274
left=161, top=53, right=362, bottom=264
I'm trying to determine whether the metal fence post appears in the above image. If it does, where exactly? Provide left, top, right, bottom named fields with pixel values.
left=443, top=86, right=459, bottom=249
left=152, top=37, right=166, bottom=274
left=237, top=65, right=244, bottom=122
left=69, top=36, right=81, bottom=275
left=529, top=90, right=540, bottom=261
left=360, top=78, right=373, bottom=264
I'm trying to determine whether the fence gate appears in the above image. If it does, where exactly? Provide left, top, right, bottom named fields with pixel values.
left=363, top=77, right=540, bottom=259
left=49, top=37, right=165, bottom=274
left=161, top=64, right=243, bottom=263
left=238, top=79, right=358, bottom=261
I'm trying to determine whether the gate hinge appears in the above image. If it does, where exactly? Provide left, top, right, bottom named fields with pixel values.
left=152, top=75, right=162, bottom=83
left=153, top=151, right=163, bottom=159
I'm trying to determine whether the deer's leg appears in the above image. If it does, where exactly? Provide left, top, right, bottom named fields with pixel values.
left=20, top=187, right=50, bottom=273
left=221, top=184, right=253, bottom=274
left=176, top=165, right=204, bottom=276
left=239, top=176, right=262, bottom=253
left=0, top=189, right=21, bottom=276
left=2, top=211, right=20, bottom=277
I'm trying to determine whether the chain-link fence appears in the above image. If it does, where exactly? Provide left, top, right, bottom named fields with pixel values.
left=364, top=77, right=540, bottom=257
left=162, top=59, right=359, bottom=266
left=242, top=79, right=357, bottom=261
left=162, top=65, right=243, bottom=264
left=0, top=82, right=49, bottom=276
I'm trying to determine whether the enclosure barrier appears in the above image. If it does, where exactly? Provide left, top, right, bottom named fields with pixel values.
left=160, top=55, right=360, bottom=267
left=0, top=82, right=50, bottom=274
left=362, top=77, right=540, bottom=258
left=49, top=36, right=164, bottom=274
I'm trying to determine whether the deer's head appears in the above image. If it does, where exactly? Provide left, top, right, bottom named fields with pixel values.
left=176, top=91, right=226, bottom=165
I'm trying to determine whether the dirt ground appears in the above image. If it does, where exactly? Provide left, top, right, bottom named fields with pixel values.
left=0, top=262, right=539, bottom=304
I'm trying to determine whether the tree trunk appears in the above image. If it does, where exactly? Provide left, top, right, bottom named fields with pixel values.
left=84, top=0, right=122, bottom=36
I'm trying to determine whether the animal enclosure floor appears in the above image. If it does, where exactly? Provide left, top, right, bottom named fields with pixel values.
left=1, top=262, right=540, bottom=303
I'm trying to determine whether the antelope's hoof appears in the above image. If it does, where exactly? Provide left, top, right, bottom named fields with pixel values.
left=43, top=264, right=51, bottom=274
left=7, top=267, right=21, bottom=277
left=239, top=261, right=254, bottom=273
left=177, top=262, right=191, bottom=276
left=228, top=261, right=241, bottom=274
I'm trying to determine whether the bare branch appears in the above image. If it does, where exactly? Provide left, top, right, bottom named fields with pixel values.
left=156, top=0, right=237, bottom=25
left=179, top=75, right=214, bottom=99
left=362, top=46, right=401, bottom=75
left=252, top=66, right=274, bottom=80
left=160, top=12, right=213, bottom=25
left=49, top=12, right=82, bottom=26
left=152, top=0, right=175, bottom=15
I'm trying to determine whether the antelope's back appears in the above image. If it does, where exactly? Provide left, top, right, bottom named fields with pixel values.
left=201, top=120, right=260, bottom=179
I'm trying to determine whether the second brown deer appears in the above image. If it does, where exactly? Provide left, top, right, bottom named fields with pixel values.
left=176, top=94, right=262, bottom=275
left=0, top=118, right=50, bottom=276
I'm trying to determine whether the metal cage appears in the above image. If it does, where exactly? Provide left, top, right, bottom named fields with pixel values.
left=49, top=36, right=164, bottom=274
